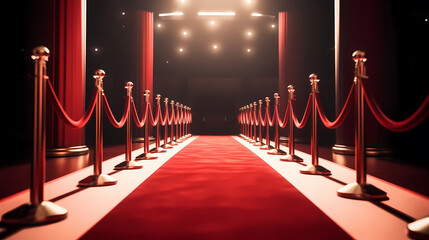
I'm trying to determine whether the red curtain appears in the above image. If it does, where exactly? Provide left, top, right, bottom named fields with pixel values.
left=136, top=11, right=154, bottom=137
left=278, top=12, right=288, bottom=135
left=137, top=11, right=154, bottom=106
left=47, top=0, right=86, bottom=149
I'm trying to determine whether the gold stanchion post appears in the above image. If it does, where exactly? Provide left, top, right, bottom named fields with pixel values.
left=280, top=85, right=303, bottom=162
left=299, top=74, right=331, bottom=175
left=169, top=100, right=178, bottom=146
left=1, top=46, right=68, bottom=224
left=268, top=93, right=286, bottom=155
left=114, top=82, right=143, bottom=170
left=253, top=100, right=264, bottom=146
left=78, top=70, right=117, bottom=186
left=260, top=97, right=273, bottom=150
left=150, top=94, right=167, bottom=153
left=135, top=90, right=158, bottom=160
left=162, top=97, right=173, bottom=149
left=337, top=51, right=387, bottom=200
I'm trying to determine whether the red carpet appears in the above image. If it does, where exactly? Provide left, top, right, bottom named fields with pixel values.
left=80, top=136, right=351, bottom=239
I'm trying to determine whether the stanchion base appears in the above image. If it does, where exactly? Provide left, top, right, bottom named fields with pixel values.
left=1, top=201, right=68, bottom=225
left=161, top=144, right=173, bottom=149
left=170, top=141, right=178, bottom=146
left=299, top=165, right=331, bottom=175
left=135, top=152, right=158, bottom=160
left=253, top=142, right=263, bottom=146
left=176, top=139, right=183, bottom=143
left=114, top=160, right=143, bottom=170
left=267, top=148, right=287, bottom=155
left=337, top=182, right=388, bottom=200
left=77, top=173, right=117, bottom=187
left=408, top=216, right=429, bottom=240
left=150, top=147, right=167, bottom=153
left=260, top=145, right=273, bottom=150
left=280, top=154, right=304, bottom=162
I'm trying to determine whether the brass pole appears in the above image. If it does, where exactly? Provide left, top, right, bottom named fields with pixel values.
left=260, top=97, right=272, bottom=150
left=300, top=74, right=331, bottom=175
left=1, top=46, right=67, bottom=224
left=150, top=94, right=167, bottom=153
left=253, top=100, right=263, bottom=146
left=114, top=82, right=143, bottom=169
left=268, top=93, right=286, bottom=155
left=78, top=70, right=117, bottom=186
left=136, top=90, right=158, bottom=160
left=170, top=100, right=178, bottom=146
left=280, top=85, right=303, bottom=162
left=162, top=98, right=173, bottom=148
left=337, top=51, right=387, bottom=200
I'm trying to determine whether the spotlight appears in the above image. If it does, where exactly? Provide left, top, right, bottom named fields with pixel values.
left=159, top=12, right=184, bottom=17
left=251, top=13, right=263, bottom=17
left=210, top=20, right=215, bottom=25
left=271, top=24, right=276, bottom=28
left=157, top=23, right=162, bottom=28
left=247, top=31, right=252, bottom=36
left=213, top=44, right=218, bottom=49
left=247, top=48, right=251, bottom=52
left=94, top=48, right=99, bottom=52
left=121, top=12, right=126, bottom=16
left=179, top=48, right=183, bottom=52
left=183, top=31, right=187, bottom=36
left=198, top=12, right=235, bottom=16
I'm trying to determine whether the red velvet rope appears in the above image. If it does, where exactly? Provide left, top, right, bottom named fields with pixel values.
left=168, top=105, right=175, bottom=125
left=148, top=104, right=158, bottom=126
left=362, top=82, right=429, bottom=132
left=266, top=107, right=275, bottom=127
left=102, top=94, right=130, bottom=128
left=254, top=109, right=259, bottom=126
left=291, top=95, right=312, bottom=129
left=160, top=104, right=168, bottom=126
left=250, top=108, right=254, bottom=125
left=131, top=100, right=148, bottom=128
left=277, top=103, right=290, bottom=128
left=315, top=85, right=354, bottom=129
left=46, top=79, right=99, bottom=128
left=259, top=107, right=266, bottom=127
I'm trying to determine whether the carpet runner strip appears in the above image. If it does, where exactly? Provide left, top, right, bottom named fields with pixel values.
left=79, top=136, right=351, bottom=239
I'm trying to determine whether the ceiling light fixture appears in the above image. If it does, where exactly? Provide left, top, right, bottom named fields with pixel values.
left=251, top=13, right=263, bottom=17
left=159, top=12, right=184, bottom=17
left=198, top=12, right=235, bottom=16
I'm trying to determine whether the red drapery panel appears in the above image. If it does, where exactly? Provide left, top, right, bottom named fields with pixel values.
left=47, top=0, right=86, bottom=149
left=137, top=11, right=154, bottom=107
left=278, top=12, right=288, bottom=135
left=136, top=11, right=154, bottom=137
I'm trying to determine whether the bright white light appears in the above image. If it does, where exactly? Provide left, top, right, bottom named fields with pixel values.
left=94, top=48, right=99, bottom=52
left=179, top=48, right=183, bottom=52
left=183, top=31, right=187, bottom=36
left=157, top=23, right=162, bottom=28
left=213, top=44, right=218, bottom=49
left=247, top=31, right=252, bottom=36
left=247, top=48, right=251, bottom=52
left=271, top=24, right=276, bottom=28
left=210, top=21, right=215, bottom=25
left=251, top=13, right=263, bottom=17
left=180, top=0, right=185, bottom=3
left=121, top=12, right=126, bottom=16
left=426, top=18, right=428, bottom=22
left=247, top=0, right=251, bottom=3
left=198, top=12, right=235, bottom=16
left=159, top=12, right=184, bottom=17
